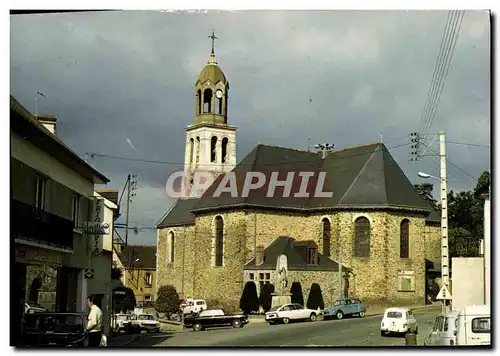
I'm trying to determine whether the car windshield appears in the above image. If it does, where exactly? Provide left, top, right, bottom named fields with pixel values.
left=196, top=301, right=205, bottom=305
left=24, top=314, right=84, bottom=333
left=138, top=315, right=155, bottom=320
left=117, top=315, right=129, bottom=321
left=268, top=306, right=280, bottom=312
left=386, top=311, right=403, bottom=318
left=333, top=300, right=343, bottom=306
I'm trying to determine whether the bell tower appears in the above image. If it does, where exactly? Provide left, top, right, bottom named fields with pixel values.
left=182, top=30, right=237, bottom=198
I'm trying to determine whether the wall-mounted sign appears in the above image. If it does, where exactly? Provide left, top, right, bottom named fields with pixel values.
left=83, top=222, right=110, bottom=235
left=15, top=245, right=63, bottom=266
left=84, top=268, right=94, bottom=279
left=88, top=198, right=106, bottom=256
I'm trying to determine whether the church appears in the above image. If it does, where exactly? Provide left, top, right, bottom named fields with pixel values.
left=156, top=37, right=442, bottom=311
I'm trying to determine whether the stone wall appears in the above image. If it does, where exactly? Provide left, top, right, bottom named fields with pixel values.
left=157, top=208, right=433, bottom=311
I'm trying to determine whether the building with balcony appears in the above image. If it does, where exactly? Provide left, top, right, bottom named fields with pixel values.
left=10, top=95, right=110, bottom=345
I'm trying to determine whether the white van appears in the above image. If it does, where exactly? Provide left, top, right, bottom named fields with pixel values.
left=455, top=305, right=490, bottom=346
left=181, top=299, right=207, bottom=315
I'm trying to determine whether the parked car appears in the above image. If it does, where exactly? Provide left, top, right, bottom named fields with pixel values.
left=324, top=297, right=366, bottom=320
left=22, top=312, right=89, bottom=347
left=380, top=307, right=418, bottom=336
left=25, top=302, right=47, bottom=314
left=126, top=313, right=160, bottom=333
left=455, top=305, right=490, bottom=346
left=265, top=303, right=318, bottom=325
left=183, top=308, right=248, bottom=332
left=424, top=310, right=459, bottom=346
left=181, top=298, right=207, bottom=315
left=112, top=313, right=132, bottom=333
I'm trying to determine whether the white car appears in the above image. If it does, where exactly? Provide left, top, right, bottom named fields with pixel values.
left=129, top=314, right=160, bottom=333
left=380, top=307, right=418, bottom=336
left=181, top=299, right=207, bottom=315
left=265, top=303, right=318, bottom=325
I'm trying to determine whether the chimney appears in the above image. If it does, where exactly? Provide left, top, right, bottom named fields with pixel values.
left=255, top=246, right=264, bottom=265
left=35, top=115, right=57, bottom=135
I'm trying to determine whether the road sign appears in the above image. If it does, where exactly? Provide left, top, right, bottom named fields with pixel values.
left=83, top=222, right=110, bottom=235
left=84, top=269, right=94, bottom=279
left=436, top=284, right=452, bottom=300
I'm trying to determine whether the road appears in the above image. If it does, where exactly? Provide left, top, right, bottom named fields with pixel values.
left=127, top=308, right=438, bottom=347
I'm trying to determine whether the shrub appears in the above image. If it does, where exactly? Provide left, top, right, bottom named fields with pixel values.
left=155, top=285, right=181, bottom=319
left=306, top=283, right=324, bottom=310
left=258, top=283, right=275, bottom=312
left=240, top=281, right=259, bottom=314
left=290, top=281, right=304, bottom=306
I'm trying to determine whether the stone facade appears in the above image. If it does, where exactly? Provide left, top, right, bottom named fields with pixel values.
left=157, top=209, right=441, bottom=310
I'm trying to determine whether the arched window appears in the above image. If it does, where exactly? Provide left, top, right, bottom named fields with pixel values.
left=322, top=218, right=331, bottom=257
left=221, top=137, right=228, bottom=163
left=215, top=216, right=224, bottom=266
left=211, top=136, right=218, bottom=163
left=168, top=232, right=175, bottom=263
left=216, top=95, right=223, bottom=114
left=203, top=89, right=213, bottom=113
left=189, top=138, right=194, bottom=165
left=306, top=241, right=318, bottom=264
left=400, top=219, right=410, bottom=259
left=195, top=136, right=200, bottom=163
left=354, top=217, right=371, bottom=257
left=197, top=89, right=202, bottom=115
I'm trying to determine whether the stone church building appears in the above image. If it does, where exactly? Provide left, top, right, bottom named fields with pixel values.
left=156, top=43, right=442, bottom=310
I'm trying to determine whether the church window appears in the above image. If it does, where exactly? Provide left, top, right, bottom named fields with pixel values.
left=354, top=217, right=371, bottom=257
left=215, top=216, right=224, bottom=266
left=189, top=138, right=194, bottom=165
left=196, top=137, right=200, bottom=163
left=211, top=136, right=218, bottom=163
left=400, top=219, right=410, bottom=259
left=322, top=218, right=331, bottom=257
left=307, top=246, right=318, bottom=264
left=221, top=137, right=228, bottom=163
left=197, top=89, right=202, bottom=115
left=203, top=89, right=213, bottom=113
left=168, top=232, right=175, bottom=263
left=249, top=273, right=254, bottom=280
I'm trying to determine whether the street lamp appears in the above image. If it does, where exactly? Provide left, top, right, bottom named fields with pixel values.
left=418, top=169, right=450, bottom=314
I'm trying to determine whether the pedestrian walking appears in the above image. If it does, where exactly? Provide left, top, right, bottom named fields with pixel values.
left=86, top=296, right=103, bottom=347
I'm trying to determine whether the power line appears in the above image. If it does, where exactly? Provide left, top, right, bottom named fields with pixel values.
left=426, top=146, right=478, bottom=182
left=420, top=138, right=489, bottom=148
left=86, top=142, right=411, bottom=168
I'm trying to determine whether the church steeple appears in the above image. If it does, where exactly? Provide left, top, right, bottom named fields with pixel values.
left=194, top=29, right=229, bottom=125
left=182, top=31, right=237, bottom=199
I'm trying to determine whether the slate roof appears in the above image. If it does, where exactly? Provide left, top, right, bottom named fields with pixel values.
left=157, top=143, right=437, bottom=228
left=117, top=245, right=157, bottom=270
left=244, top=236, right=349, bottom=272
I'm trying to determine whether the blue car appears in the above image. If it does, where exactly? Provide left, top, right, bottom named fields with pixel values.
left=324, top=297, right=366, bottom=320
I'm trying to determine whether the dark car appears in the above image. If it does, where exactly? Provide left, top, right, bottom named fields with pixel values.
left=21, top=312, right=88, bottom=347
left=324, top=297, right=366, bottom=320
left=183, top=308, right=248, bottom=332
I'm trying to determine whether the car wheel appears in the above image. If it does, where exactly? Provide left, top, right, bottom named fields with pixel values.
left=309, top=313, right=317, bottom=322
left=380, top=331, right=385, bottom=337
left=282, top=317, right=290, bottom=324
left=336, top=311, right=344, bottom=320
left=193, top=323, right=203, bottom=332
left=232, top=319, right=242, bottom=328
left=359, top=311, right=365, bottom=318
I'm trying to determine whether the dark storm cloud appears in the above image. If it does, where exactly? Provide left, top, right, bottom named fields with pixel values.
left=10, top=10, right=490, bottom=244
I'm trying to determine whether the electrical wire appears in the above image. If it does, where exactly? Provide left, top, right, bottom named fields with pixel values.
left=426, top=146, right=479, bottom=182
left=419, top=138, right=489, bottom=148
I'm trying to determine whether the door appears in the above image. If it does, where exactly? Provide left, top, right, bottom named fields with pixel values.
left=280, top=305, right=294, bottom=319
left=350, top=299, right=361, bottom=314
left=294, top=304, right=309, bottom=319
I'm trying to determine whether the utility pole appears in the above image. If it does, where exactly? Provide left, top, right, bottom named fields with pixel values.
left=337, top=230, right=343, bottom=299
left=125, top=174, right=138, bottom=246
left=439, top=131, right=450, bottom=314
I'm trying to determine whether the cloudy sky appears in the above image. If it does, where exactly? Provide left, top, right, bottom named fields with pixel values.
left=10, top=10, right=490, bottom=245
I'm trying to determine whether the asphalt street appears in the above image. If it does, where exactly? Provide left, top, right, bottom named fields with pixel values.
left=127, top=308, right=438, bottom=347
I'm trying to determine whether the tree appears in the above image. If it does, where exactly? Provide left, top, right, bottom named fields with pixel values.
left=112, top=286, right=136, bottom=313
left=240, top=281, right=259, bottom=314
left=290, top=282, right=304, bottom=306
left=155, top=285, right=181, bottom=319
left=306, top=283, right=324, bottom=310
left=258, top=283, right=275, bottom=312
left=111, top=266, right=124, bottom=280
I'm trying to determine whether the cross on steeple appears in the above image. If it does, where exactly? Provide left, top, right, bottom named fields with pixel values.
left=208, top=29, right=218, bottom=54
